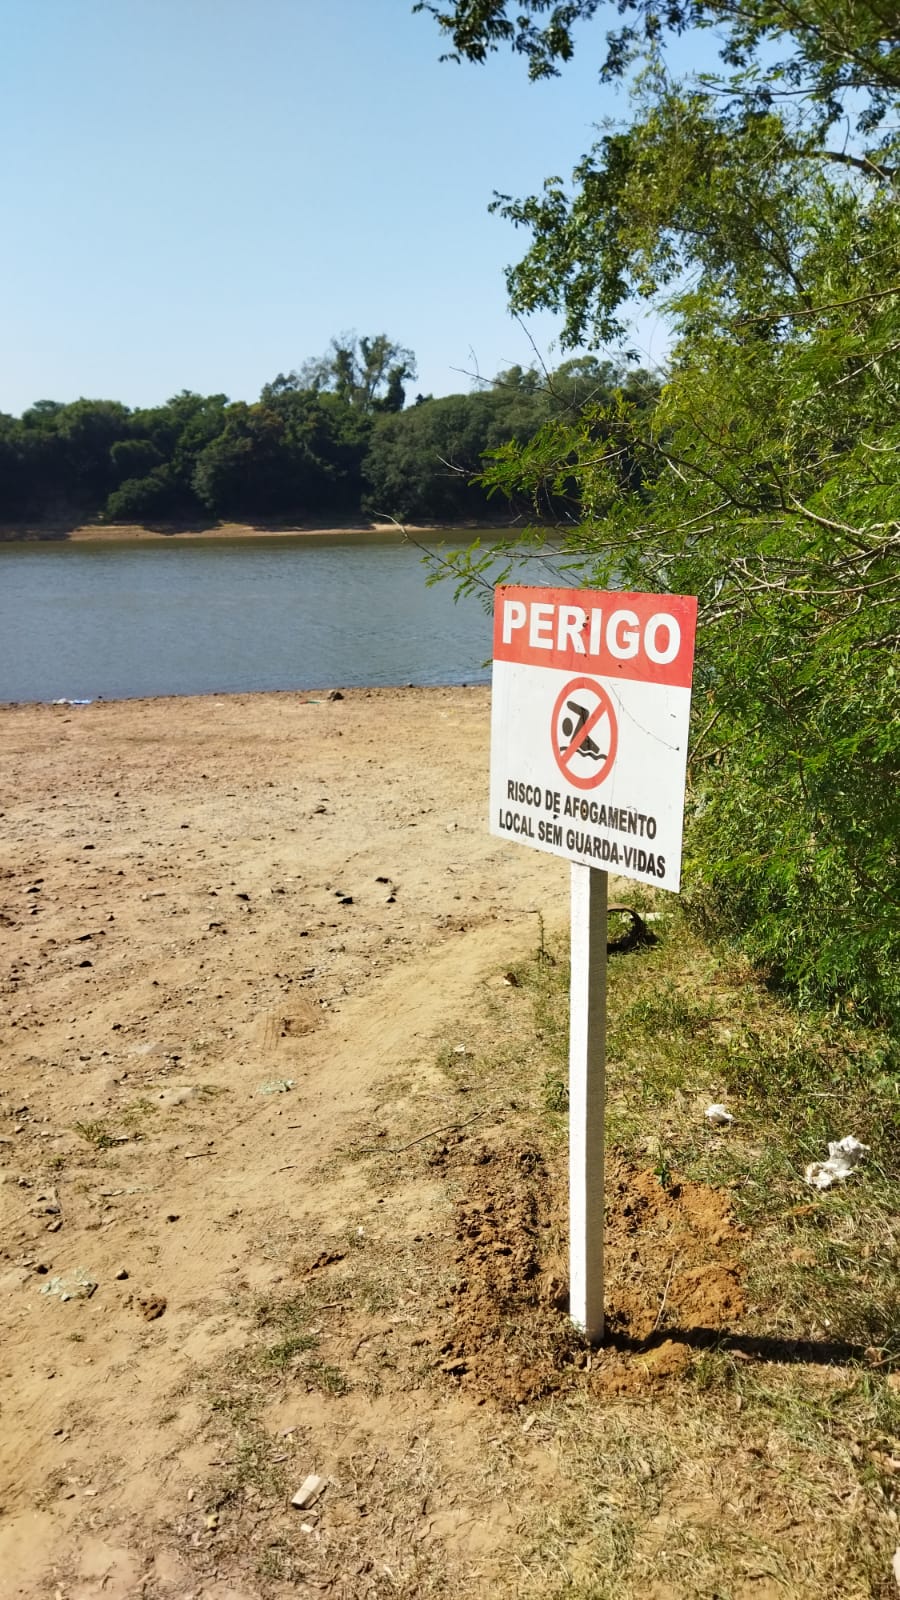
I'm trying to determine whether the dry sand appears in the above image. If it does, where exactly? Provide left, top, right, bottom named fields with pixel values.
left=0, top=687, right=569, bottom=1597
left=0, top=689, right=757, bottom=1599
left=0, top=521, right=484, bottom=543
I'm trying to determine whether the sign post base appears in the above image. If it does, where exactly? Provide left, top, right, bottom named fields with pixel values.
left=568, top=863, right=607, bottom=1344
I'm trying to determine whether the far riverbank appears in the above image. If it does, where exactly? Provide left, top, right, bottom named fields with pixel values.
left=0, top=518, right=513, bottom=544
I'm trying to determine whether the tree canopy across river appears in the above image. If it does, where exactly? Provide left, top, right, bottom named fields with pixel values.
left=0, top=334, right=656, bottom=529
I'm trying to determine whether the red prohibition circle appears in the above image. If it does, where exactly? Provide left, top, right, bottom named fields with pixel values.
left=551, top=675, right=618, bottom=790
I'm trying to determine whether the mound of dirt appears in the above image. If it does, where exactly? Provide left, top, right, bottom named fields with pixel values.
left=438, top=1142, right=745, bottom=1404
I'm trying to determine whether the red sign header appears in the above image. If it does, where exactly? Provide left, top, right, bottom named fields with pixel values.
left=493, top=586, right=697, bottom=689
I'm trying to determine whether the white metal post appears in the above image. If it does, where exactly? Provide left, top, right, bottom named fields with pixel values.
left=568, top=862, right=607, bottom=1343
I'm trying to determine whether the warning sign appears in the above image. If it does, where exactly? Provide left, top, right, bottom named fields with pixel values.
left=552, top=676, right=618, bottom=789
left=490, top=585, right=697, bottom=891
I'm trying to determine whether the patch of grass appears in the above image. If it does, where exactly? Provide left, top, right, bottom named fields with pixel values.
left=618, top=983, right=716, bottom=1038
left=254, top=1288, right=352, bottom=1392
left=504, top=907, right=900, bottom=1367
left=542, top=1067, right=569, bottom=1117
left=651, top=1146, right=674, bottom=1190
left=519, top=1402, right=674, bottom=1597
left=209, top=1391, right=254, bottom=1424
left=216, top=1442, right=283, bottom=1506
left=72, top=1118, right=118, bottom=1150
left=353, top=1271, right=400, bottom=1315
left=255, top=1291, right=320, bottom=1361
left=522, top=1380, right=898, bottom=1599
left=260, top=1331, right=318, bottom=1370
left=254, top=1290, right=311, bottom=1332
left=530, top=949, right=570, bottom=1069
left=304, top=1358, right=349, bottom=1395
left=121, top=1096, right=156, bottom=1127
left=256, top=1541, right=301, bottom=1583
left=206, top=1390, right=290, bottom=1506
left=228, top=1429, right=289, bottom=1499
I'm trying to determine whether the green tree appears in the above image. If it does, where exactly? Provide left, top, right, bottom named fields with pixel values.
left=109, top=437, right=165, bottom=481
left=12, top=398, right=132, bottom=516
left=281, top=333, right=418, bottom=413
left=192, top=388, right=370, bottom=520
left=363, top=360, right=656, bottom=522
left=0, top=413, right=27, bottom=518
left=130, top=391, right=230, bottom=511
left=104, top=467, right=181, bottom=523
left=416, top=1, right=900, bottom=126
left=364, top=392, right=499, bottom=521
left=419, top=1, right=900, bottom=1024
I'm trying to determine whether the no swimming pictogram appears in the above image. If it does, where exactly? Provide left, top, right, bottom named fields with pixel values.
left=552, top=676, right=618, bottom=790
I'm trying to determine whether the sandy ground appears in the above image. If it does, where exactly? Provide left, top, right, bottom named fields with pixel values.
left=0, top=687, right=570, bottom=1597
left=0, top=522, right=495, bottom=543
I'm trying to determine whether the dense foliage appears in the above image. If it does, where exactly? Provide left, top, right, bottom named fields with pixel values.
left=0, top=339, right=652, bottom=529
left=420, top=1, right=900, bottom=1026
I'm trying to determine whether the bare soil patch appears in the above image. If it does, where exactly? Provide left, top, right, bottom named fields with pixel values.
left=0, top=687, right=563, bottom=1596
left=0, top=688, right=896, bottom=1599
left=437, top=1141, right=743, bottom=1405
left=0, top=519, right=503, bottom=544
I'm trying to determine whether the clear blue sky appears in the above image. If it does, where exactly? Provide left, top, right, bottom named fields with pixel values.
left=0, top=1, right=700, bottom=417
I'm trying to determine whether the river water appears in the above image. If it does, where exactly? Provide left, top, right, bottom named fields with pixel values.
left=0, top=533, right=569, bottom=704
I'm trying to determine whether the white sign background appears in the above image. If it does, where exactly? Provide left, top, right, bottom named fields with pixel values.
left=489, top=586, right=698, bottom=892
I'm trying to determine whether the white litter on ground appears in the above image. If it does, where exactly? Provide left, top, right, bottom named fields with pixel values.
left=40, top=1268, right=98, bottom=1302
left=291, top=1474, right=327, bottom=1509
left=805, top=1135, right=870, bottom=1191
left=705, top=1103, right=734, bottom=1126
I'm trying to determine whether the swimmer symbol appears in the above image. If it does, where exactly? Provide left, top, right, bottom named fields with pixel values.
left=560, top=700, right=606, bottom=762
